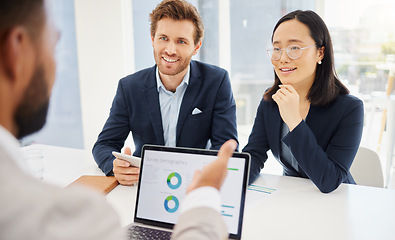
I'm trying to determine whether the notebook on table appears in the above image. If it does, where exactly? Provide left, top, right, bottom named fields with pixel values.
left=127, top=144, right=250, bottom=240
left=68, top=175, right=118, bottom=195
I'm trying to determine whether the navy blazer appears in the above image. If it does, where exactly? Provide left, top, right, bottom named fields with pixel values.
left=93, top=60, right=238, bottom=175
left=243, top=94, right=364, bottom=193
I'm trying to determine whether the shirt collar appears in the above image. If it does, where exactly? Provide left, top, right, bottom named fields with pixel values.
left=156, top=65, right=190, bottom=92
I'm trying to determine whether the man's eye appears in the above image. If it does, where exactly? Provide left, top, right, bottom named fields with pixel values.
left=179, top=40, right=186, bottom=44
left=160, top=37, right=167, bottom=41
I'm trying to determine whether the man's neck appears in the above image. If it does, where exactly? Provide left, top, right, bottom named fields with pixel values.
left=0, top=90, right=17, bottom=137
left=159, top=68, right=188, bottom=93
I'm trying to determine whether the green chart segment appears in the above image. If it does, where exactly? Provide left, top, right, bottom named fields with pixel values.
left=227, top=168, right=239, bottom=171
left=167, top=172, right=182, bottom=189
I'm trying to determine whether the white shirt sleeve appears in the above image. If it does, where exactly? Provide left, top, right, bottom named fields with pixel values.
left=180, top=186, right=221, bottom=214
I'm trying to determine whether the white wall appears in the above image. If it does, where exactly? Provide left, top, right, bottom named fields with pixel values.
left=74, top=0, right=135, bottom=151
left=218, top=0, right=231, bottom=75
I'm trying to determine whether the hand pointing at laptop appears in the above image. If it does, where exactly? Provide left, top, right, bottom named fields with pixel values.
left=187, top=139, right=238, bottom=192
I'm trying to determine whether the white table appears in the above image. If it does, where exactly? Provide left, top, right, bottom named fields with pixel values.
left=243, top=175, right=395, bottom=240
left=22, top=144, right=395, bottom=240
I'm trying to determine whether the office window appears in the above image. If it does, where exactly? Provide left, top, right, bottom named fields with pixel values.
left=325, top=1, right=395, bottom=152
left=21, top=0, right=84, bottom=149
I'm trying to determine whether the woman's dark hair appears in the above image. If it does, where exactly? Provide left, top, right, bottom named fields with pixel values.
left=264, top=10, right=349, bottom=106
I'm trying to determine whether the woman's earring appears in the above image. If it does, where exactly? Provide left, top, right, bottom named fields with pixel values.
left=318, top=60, right=322, bottom=64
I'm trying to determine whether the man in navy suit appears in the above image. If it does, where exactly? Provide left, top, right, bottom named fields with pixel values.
left=92, top=0, right=238, bottom=185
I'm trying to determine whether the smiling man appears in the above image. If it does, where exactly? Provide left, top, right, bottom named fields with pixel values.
left=93, top=0, right=238, bottom=185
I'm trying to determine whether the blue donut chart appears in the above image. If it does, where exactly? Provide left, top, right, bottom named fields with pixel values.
left=167, top=172, right=182, bottom=189
left=164, top=195, right=179, bottom=213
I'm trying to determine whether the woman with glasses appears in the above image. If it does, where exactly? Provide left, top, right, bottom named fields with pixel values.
left=243, top=10, right=364, bottom=193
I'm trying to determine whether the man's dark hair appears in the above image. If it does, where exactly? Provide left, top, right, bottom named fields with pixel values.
left=0, top=0, right=45, bottom=44
left=150, top=0, right=204, bottom=45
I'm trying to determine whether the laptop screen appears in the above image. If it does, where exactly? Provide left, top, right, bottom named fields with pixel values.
left=134, top=145, right=250, bottom=239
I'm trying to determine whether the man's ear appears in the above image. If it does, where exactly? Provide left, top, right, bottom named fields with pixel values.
left=1, top=27, right=35, bottom=86
left=192, top=40, right=202, bottom=55
left=151, top=34, right=155, bottom=47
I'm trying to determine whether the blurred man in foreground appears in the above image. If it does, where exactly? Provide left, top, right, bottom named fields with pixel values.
left=0, top=1, right=232, bottom=239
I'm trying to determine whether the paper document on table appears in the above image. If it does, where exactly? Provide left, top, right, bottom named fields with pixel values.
left=246, top=184, right=277, bottom=208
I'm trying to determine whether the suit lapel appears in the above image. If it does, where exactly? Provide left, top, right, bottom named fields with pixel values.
left=144, top=66, right=165, bottom=145
left=176, top=61, right=201, bottom=144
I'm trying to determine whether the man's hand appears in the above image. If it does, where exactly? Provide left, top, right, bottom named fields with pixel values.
left=113, top=147, right=140, bottom=185
left=186, top=139, right=238, bottom=193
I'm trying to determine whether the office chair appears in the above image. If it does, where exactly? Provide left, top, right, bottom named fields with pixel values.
left=350, top=147, right=384, bottom=188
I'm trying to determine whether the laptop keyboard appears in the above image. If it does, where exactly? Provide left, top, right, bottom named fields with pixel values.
left=128, top=225, right=172, bottom=240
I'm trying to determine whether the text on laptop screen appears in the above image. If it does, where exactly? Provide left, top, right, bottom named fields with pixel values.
left=136, top=148, right=247, bottom=235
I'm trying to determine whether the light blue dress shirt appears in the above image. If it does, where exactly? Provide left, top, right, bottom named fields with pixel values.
left=156, top=66, right=190, bottom=147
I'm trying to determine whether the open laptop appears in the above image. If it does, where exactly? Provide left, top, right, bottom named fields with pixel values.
left=127, top=144, right=250, bottom=239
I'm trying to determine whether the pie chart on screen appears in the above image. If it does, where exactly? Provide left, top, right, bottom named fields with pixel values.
left=167, top=172, right=182, bottom=189
left=164, top=195, right=179, bottom=213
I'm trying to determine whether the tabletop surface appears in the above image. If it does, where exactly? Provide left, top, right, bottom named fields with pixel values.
left=21, top=144, right=395, bottom=240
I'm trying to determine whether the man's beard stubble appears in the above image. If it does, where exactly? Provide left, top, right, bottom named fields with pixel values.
left=154, top=50, right=192, bottom=77
left=14, top=64, right=50, bottom=139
